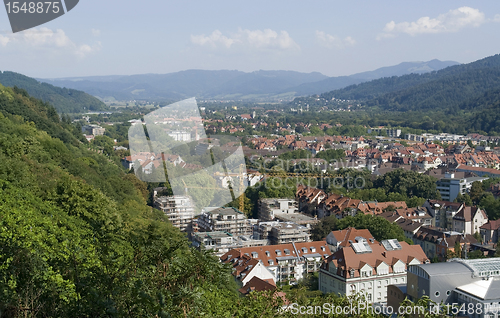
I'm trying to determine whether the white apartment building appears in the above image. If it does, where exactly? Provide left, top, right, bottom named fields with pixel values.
left=153, top=195, right=195, bottom=232
left=319, top=235, right=429, bottom=304
left=436, top=173, right=488, bottom=202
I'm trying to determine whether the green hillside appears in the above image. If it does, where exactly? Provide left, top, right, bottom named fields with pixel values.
left=0, top=84, right=238, bottom=317
left=0, top=71, right=108, bottom=113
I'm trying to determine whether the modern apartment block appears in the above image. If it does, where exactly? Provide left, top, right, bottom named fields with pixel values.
left=436, top=172, right=488, bottom=202
left=81, top=124, right=105, bottom=136
left=153, top=195, right=196, bottom=232
left=258, top=198, right=298, bottom=221
left=191, top=231, right=267, bottom=257
left=253, top=221, right=311, bottom=245
left=318, top=231, right=429, bottom=304
left=197, top=207, right=257, bottom=236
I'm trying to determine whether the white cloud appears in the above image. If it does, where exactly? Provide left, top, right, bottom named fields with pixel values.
left=380, top=6, right=486, bottom=38
left=91, top=29, right=101, bottom=37
left=22, top=27, right=72, bottom=47
left=316, top=31, right=356, bottom=49
left=0, top=35, right=10, bottom=47
left=0, top=27, right=100, bottom=57
left=191, top=30, right=236, bottom=49
left=191, top=28, right=300, bottom=51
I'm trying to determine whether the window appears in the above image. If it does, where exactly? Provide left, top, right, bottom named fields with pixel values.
left=446, top=290, right=451, bottom=296
left=435, top=291, right=440, bottom=297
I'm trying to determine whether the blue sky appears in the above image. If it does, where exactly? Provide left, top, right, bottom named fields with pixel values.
left=1, top=0, right=500, bottom=78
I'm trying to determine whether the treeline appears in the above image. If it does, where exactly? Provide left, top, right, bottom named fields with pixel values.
left=311, top=213, right=411, bottom=244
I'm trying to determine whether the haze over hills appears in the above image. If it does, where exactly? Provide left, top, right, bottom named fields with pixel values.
left=39, top=60, right=458, bottom=102
left=286, top=53, right=500, bottom=134
left=288, top=59, right=460, bottom=96
left=0, top=71, right=108, bottom=113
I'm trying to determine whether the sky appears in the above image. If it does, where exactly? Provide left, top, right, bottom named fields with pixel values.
left=1, top=0, right=500, bottom=78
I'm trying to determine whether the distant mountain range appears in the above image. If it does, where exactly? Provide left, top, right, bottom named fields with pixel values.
left=38, top=60, right=459, bottom=101
left=319, top=54, right=500, bottom=112
left=0, top=71, right=107, bottom=113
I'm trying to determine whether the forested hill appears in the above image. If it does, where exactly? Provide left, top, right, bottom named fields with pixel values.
left=320, top=53, right=500, bottom=112
left=0, top=71, right=108, bottom=113
left=0, top=85, right=238, bottom=317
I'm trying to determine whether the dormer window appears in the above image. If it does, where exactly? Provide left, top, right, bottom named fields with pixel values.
left=276, top=250, right=282, bottom=256
left=269, top=260, right=274, bottom=265
left=284, top=249, right=290, bottom=255
left=310, top=247, right=316, bottom=253
left=265, top=251, right=270, bottom=257
left=251, top=252, right=258, bottom=258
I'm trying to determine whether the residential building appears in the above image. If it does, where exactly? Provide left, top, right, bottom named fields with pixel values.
left=168, top=131, right=192, bottom=142
left=452, top=206, right=488, bottom=235
left=197, top=207, right=257, bottom=236
left=367, top=128, right=402, bottom=138
left=258, top=199, right=298, bottom=221
left=82, top=124, right=105, bottom=136
left=227, top=253, right=276, bottom=286
left=480, top=219, right=500, bottom=243
left=253, top=221, right=310, bottom=245
left=325, top=227, right=377, bottom=252
left=221, top=241, right=331, bottom=284
left=238, top=277, right=276, bottom=295
left=423, top=200, right=464, bottom=230
left=191, top=231, right=267, bottom=257
left=412, top=226, right=477, bottom=259
left=436, top=173, right=488, bottom=202
left=153, top=195, right=195, bottom=232
left=395, top=207, right=434, bottom=226
left=456, top=164, right=500, bottom=178
left=319, top=234, right=429, bottom=304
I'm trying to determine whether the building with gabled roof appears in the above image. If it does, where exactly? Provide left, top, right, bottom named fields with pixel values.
left=238, top=276, right=276, bottom=295
left=452, top=206, right=488, bottom=235
left=221, top=241, right=331, bottom=284
left=325, top=227, right=377, bottom=252
left=480, top=219, right=500, bottom=243
left=230, top=253, right=275, bottom=286
left=319, top=230, right=429, bottom=304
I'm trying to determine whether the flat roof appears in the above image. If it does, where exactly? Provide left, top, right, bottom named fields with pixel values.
left=275, top=213, right=317, bottom=223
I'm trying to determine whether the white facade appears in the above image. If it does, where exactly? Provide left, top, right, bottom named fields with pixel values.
left=319, top=237, right=428, bottom=304
left=153, top=195, right=195, bottom=232
left=168, top=131, right=192, bottom=142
